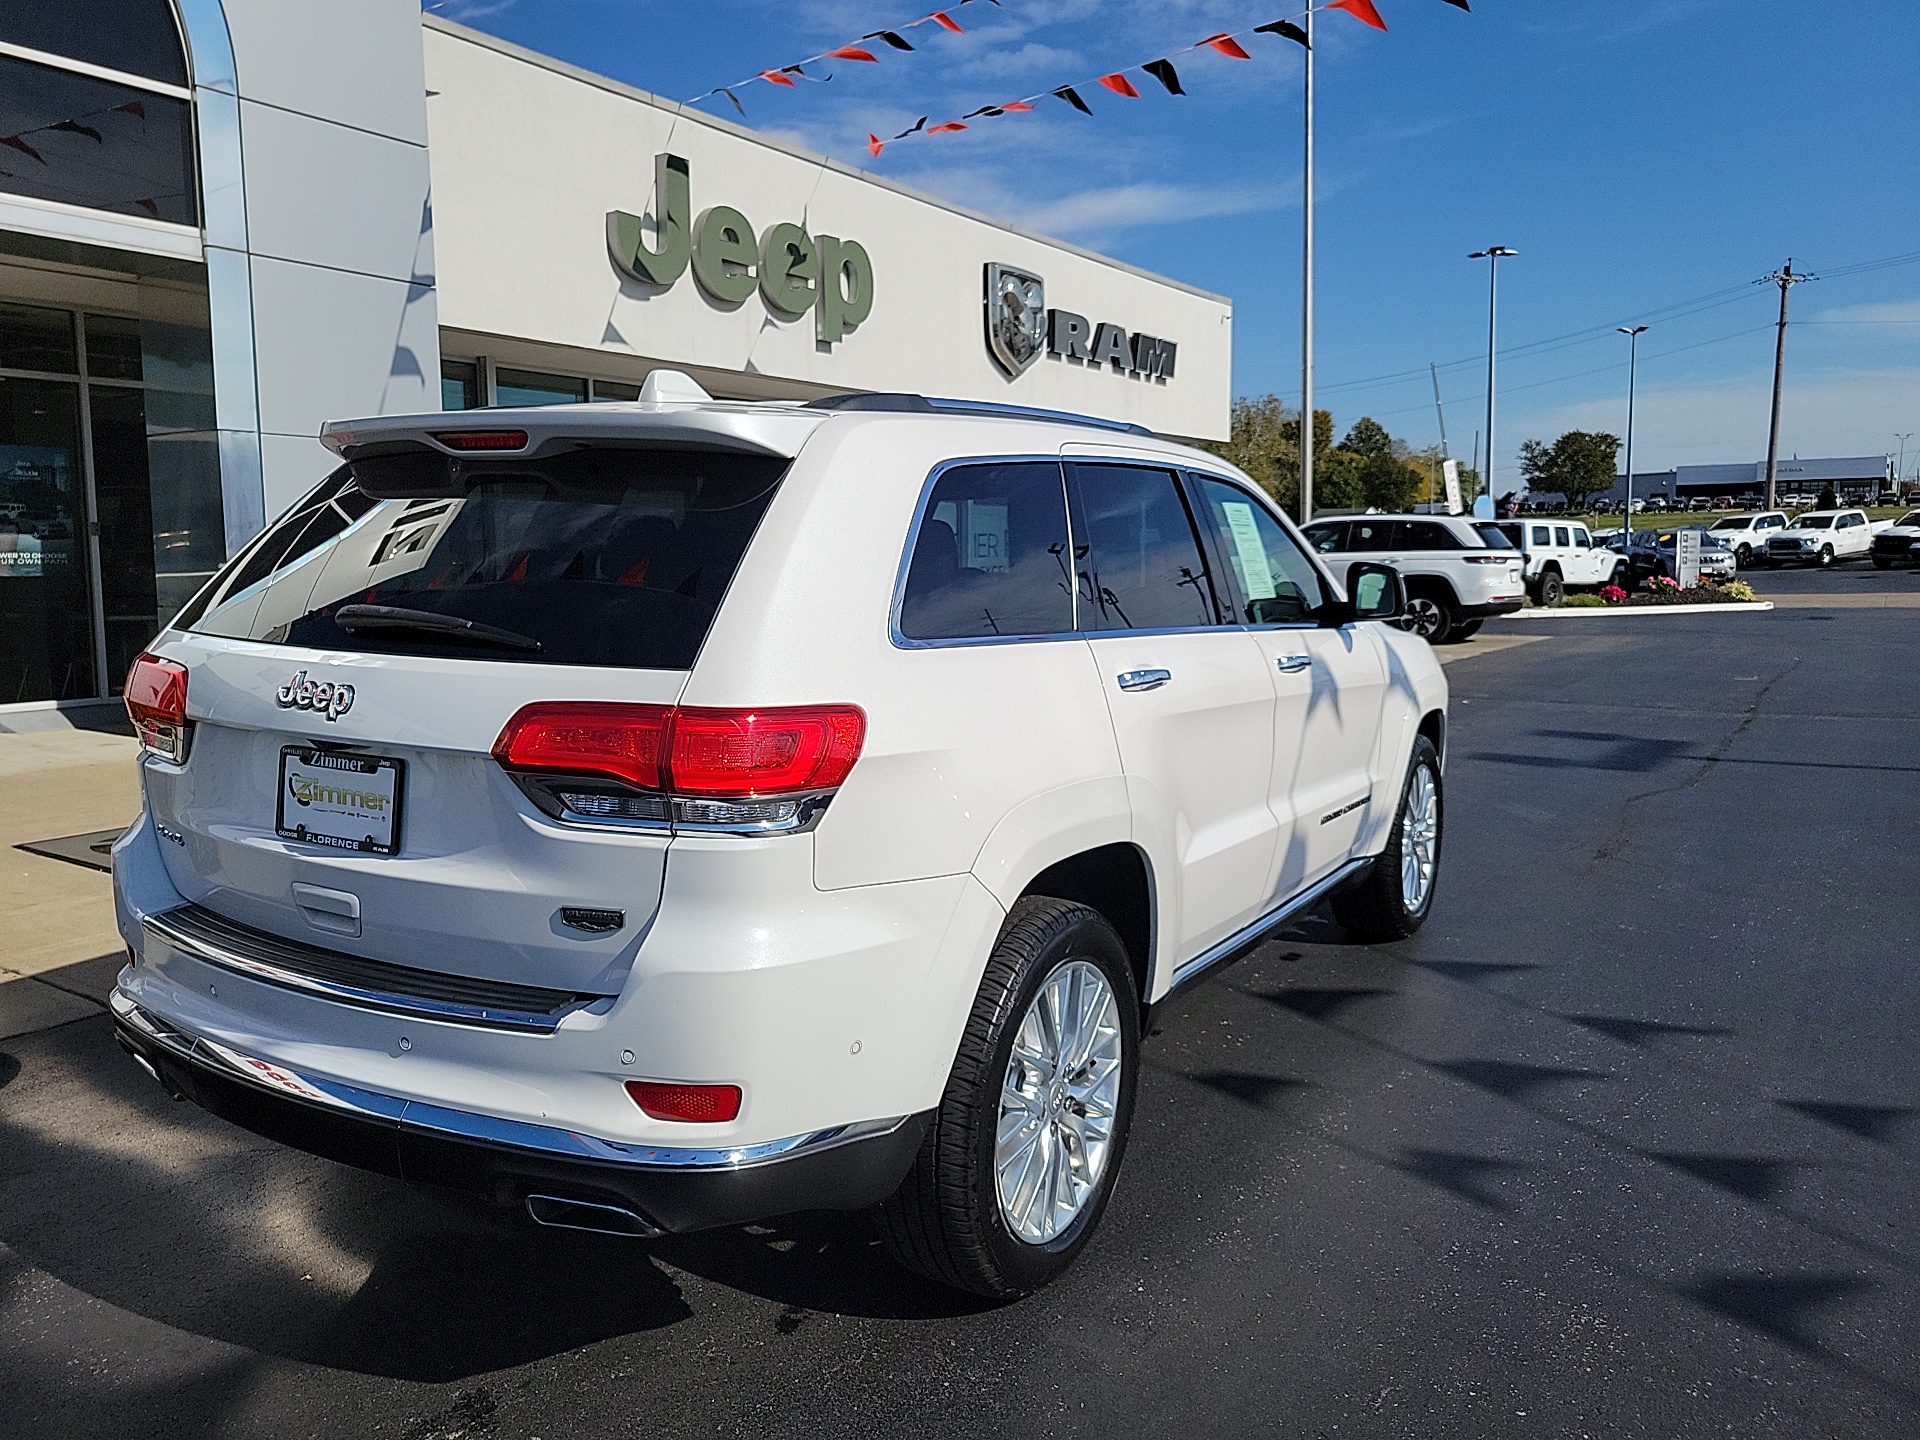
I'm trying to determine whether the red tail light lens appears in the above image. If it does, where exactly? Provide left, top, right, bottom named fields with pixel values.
left=433, top=429, right=528, bottom=452
left=624, top=1080, right=742, bottom=1123
left=492, top=702, right=670, bottom=790
left=125, top=653, right=190, bottom=763
left=667, top=706, right=865, bottom=797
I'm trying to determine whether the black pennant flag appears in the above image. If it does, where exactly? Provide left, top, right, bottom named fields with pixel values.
left=1142, top=58, right=1184, bottom=95
left=1440, top=0, right=1470, bottom=8
left=719, top=87, right=744, bottom=115
left=865, top=30, right=915, bottom=50
left=1256, top=19, right=1310, bottom=47
left=893, top=115, right=929, bottom=139
left=1053, top=85, right=1093, bottom=115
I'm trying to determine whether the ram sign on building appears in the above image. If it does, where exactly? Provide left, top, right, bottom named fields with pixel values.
left=0, top=0, right=1232, bottom=715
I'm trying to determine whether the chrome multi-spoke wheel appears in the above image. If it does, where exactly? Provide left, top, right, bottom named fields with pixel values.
left=995, top=959, right=1124, bottom=1245
left=1399, top=763, right=1439, bottom=914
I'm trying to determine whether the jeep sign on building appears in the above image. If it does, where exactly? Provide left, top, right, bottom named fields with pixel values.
left=0, top=0, right=1230, bottom=717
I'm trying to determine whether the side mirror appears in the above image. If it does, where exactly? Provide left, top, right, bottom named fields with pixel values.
left=1344, top=561, right=1404, bottom=623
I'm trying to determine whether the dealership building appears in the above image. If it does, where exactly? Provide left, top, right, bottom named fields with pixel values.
left=0, top=0, right=1232, bottom=716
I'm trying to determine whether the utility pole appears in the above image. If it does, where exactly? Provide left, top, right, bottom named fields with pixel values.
left=1760, top=259, right=1816, bottom=510
left=1299, top=3, right=1315, bottom=525
left=1471, top=247, right=1518, bottom=515
left=1430, top=363, right=1451, bottom=512
left=1619, top=327, right=1648, bottom=541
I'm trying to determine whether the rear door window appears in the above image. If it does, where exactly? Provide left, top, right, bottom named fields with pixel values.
left=1067, top=464, right=1220, bottom=631
left=1554, top=526, right=1572, bottom=547
left=1531, top=525, right=1551, bottom=546
left=1391, top=521, right=1463, bottom=551
left=899, top=462, right=1074, bottom=640
left=189, top=448, right=787, bottom=669
left=1347, top=519, right=1393, bottom=552
left=1190, top=476, right=1328, bottom=625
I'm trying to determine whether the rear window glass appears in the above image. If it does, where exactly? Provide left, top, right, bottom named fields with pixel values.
left=1069, top=464, right=1220, bottom=631
left=1302, top=521, right=1346, bottom=554
left=187, top=449, right=786, bottom=669
left=898, top=462, right=1074, bottom=640
left=1479, top=523, right=1518, bottom=549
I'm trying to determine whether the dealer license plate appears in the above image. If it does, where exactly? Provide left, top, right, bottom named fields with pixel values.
left=276, top=747, right=404, bottom=855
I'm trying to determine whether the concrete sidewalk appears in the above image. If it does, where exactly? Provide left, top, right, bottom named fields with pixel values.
left=0, top=730, right=142, bottom=1039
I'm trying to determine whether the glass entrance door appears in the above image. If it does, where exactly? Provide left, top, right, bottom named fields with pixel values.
left=0, top=368, right=95, bottom=704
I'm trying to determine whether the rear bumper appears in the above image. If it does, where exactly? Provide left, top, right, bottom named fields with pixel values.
left=1460, top=600, right=1525, bottom=620
left=112, top=992, right=928, bottom=1234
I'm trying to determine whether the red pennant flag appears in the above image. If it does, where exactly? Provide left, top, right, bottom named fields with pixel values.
left=1202, top=33, right=1252, bottom=59
left=868, top=133, right=885, bottom=157
left=826, top=46, right=878, bottom=62
left=931, top=11, right=964, bottom=32
left=928, top=121, right=968, bottom=134
left=115, top=100, right=146, bottom=118
left=1329, top=0, right=1388, bottom=30
left=0, top=134, right=45, bottom=163
left=1097, top=72, right=1140, bottom=98
left=1001, top=100, right=1034, bottom=112
left=760, top=69, right=796, bottom=86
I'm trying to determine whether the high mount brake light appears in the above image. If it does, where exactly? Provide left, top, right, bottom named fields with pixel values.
left=432, top=429, right=528, bottom=452
left=624, top=1080, right=742, bottom=1123
left=492, top=702, right=866, bottom=819
left=125, top=653, right=190, bottom=763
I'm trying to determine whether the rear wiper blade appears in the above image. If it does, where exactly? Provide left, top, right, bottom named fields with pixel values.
left=333, top=604, right=543, bottom=653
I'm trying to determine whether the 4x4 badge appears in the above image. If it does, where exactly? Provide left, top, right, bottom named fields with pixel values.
left=275, top=670, right=355, bottom=722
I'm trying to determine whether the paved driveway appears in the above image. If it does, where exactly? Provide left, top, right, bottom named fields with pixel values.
left=1, top=574, right=1915, bottom=1439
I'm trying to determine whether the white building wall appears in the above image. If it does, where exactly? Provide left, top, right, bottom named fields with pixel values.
left=218, top=0, right=440, bottom=524
left=424, top=20, right=1230, bottom=441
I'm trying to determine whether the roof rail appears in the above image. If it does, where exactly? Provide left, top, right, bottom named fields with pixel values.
left=804, top=392, right=1155, bottom=437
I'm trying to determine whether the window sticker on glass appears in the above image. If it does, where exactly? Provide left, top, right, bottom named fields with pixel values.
left=963, top=499, right=1010, bottom=573
left=1221, top=502, right=1277, bottom=600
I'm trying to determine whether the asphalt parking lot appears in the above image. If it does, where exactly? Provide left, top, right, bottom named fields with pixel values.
left=3, top=563, right=1917, bottom=1439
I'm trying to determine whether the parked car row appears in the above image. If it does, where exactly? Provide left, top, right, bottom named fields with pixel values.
left=1303, top=514, right=1525, bottom=644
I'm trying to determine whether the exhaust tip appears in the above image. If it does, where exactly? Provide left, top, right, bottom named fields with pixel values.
left=525, top=1193, right=660, bottom=1238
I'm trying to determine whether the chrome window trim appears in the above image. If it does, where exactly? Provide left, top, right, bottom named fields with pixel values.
left=112, top=991, right=910, bottom=1171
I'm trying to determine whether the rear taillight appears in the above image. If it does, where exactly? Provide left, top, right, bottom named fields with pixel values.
left=492, top=701, right=865, bottom=832
left=624, top=1080, right=742, bottom=1123
left=125, top=653, right=190, bottom=763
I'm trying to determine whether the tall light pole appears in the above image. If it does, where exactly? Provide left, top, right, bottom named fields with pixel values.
left=1898, top=433, right=1913, bottom=488
left=1299, top=4, right=1315, bottom=524
left=1760, top=259, right=1815, bottom=510
left=1470, top=247, right=1517, bottom=514
left=1620, top=326, right=1648, bottom=549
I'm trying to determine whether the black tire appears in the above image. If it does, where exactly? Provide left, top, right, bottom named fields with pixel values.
left=1735, top=543, right=1752, bottom=568
left=1332, top=736, right=1443, bottom=943
left=1873, top=556, right=1893, bottom=570
left=1449, top=619, right=1484, bottom=640
left=1537, top=570, right=1565, bottom=606
left=1610, top=562, right=1630, bottom=590
left=1395, top=591, right=1455, bottom=644
left=1817, top=545, right=1834, bottom=567
left=873, top=897, right=1140, bottom=1299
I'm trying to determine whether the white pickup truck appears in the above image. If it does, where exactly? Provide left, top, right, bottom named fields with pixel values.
left=1492, top=519, right=1624, bottom=604
left=1706, top=512, right=1790, bottom=568
left=1761, top=509, right=1887, bottom=568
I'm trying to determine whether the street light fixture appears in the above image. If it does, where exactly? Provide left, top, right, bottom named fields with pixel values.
left=1620, top=326, right=1649, bottom=549
left=1470, top=247, right=1518, bottom=514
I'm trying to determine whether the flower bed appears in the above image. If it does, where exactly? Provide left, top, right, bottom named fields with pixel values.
left=1603, top=577, right=1759, bottom=607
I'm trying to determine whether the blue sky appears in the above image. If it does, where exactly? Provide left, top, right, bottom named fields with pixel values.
left=433, top=0, right=1920, bottom=479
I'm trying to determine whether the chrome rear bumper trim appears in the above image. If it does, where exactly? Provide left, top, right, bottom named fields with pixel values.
left=111, top=992, right=909, bottom=1171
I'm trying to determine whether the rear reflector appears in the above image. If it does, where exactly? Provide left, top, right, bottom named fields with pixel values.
left=125, top=653, right=190, bottom=763
left=493, top=702, right=864, bottom=800
left=432, top=429, right=528, bottom=452
left=624, top=1080, right=742, bottom=1123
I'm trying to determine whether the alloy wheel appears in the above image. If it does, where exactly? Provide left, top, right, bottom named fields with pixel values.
left=1399, top=765, right=1439, bottom=914
left=995, top=959, right=1125, bottom=1245
left=1397, top=597, right=1444, bottom=640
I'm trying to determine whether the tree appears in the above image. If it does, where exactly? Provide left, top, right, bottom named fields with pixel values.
left=1519, top=430, right=1621, bottom=511
left=1204, top=401, right=1428, bottom=518
left=1816, top=481, right=1837, bottom=509
left=1342, top=417, right=1393, bottom=461
left=1204, top=394, right=1298, bottom=510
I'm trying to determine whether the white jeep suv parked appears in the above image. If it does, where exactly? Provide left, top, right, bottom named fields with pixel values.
left=1302, top=514, right=1524, bottom=644
left=1492, top=519, right=1626, bottom=604
left=112, top=386, right=1449, bottom=1297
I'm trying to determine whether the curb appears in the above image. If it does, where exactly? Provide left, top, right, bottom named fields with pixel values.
left=1500, top=601, right=1775, bottom=618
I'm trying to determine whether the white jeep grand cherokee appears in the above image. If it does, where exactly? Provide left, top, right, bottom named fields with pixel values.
left=111, top=385, right=1448, bottom=1297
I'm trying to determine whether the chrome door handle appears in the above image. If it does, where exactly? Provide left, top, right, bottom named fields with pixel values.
left=1276, top=654, right=1312, bottom=673
left=1116, top=669, right=1172, bottom=692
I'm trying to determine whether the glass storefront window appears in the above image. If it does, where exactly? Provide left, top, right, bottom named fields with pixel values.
left=494, top=368, right=586, bottom=407
left=0, top=54, right=198, bottom=225
left=0, top=301, right=77, bottom=374
left=441, top=359, right=479, bottom=410
left=85, top=311, right=144, bottom=380
left=0, top=0, right=189, bottom=88
left=592, top=379, right=641, bottom=402
left=0, top=377, right=94, bottom=701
